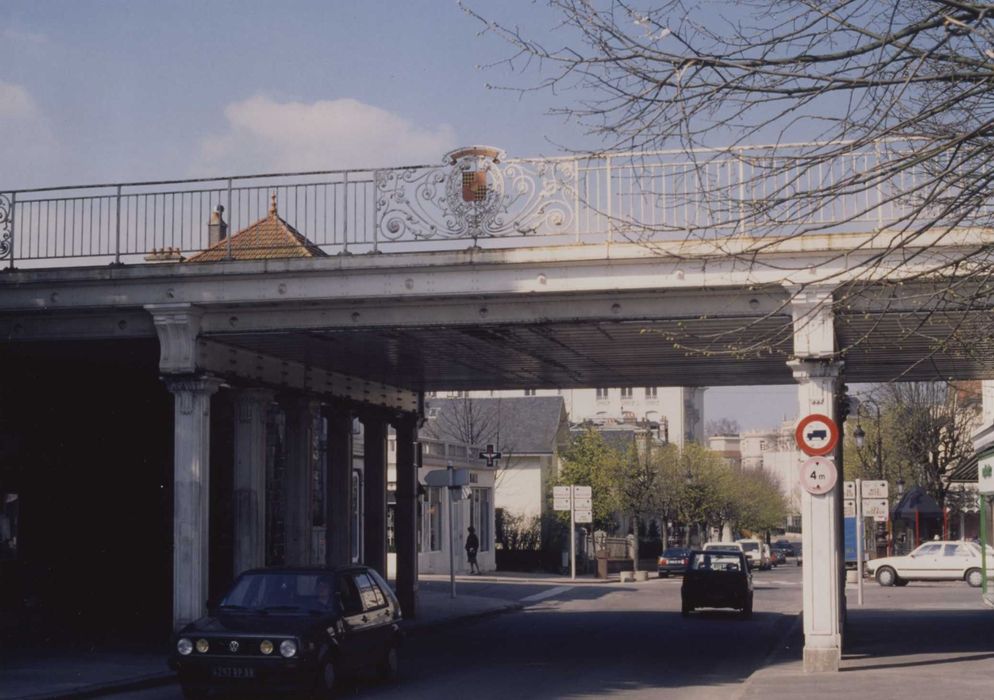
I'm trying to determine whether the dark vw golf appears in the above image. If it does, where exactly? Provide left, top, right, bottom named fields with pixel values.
left=169, top=566, right=402, bottom=698
left=681, top=550, right=753, bottom=618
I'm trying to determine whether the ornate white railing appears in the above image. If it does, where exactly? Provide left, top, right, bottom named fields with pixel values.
left=0, top=140, right=982, bottom=268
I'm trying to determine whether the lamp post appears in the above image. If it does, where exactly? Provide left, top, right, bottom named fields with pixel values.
left=854, top=398, right=886, bottom=555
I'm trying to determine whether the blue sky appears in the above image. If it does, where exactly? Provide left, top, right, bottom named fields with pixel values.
left=0, top=0, right=799, bottom=428
left=1, top=0, right=588, bottom=188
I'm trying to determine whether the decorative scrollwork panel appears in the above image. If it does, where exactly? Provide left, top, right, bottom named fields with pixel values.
left=0, top=193, right=11, bottom=259
left=376, top=146, right=575, bottom=243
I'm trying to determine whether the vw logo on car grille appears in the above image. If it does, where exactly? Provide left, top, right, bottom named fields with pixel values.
left=228, top=640, right=239, bottom=653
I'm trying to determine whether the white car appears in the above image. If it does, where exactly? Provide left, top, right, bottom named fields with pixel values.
left=736, top=539, right=769, bottom=570
left=866, top=540, right=991, bottom=587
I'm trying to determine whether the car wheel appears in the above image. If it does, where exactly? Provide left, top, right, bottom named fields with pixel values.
left=966, top=568, right=984, bottom=588
left=181, top=686, right=209, bottom=700
left=312, top=658, right=337, bottom=699
left=377, top=645, right=399, bottom=682
left=740, top=597, right=753, bottom=619
left=659, top=571, right=669, bottom=578
left=876, top=566, right=897, bottom=586
left=681, top=601, right=693, bottom=617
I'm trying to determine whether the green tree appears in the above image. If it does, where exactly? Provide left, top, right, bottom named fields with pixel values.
left=608, top=434, right=670, bottom=571
left=556, top=428, right=620, bottom=530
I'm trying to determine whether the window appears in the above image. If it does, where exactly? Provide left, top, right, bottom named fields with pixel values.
left=915, top=543, right=942, bottom=556
left=0, top=493, right=18, bottom=561
left=351, top=471, right=362, bottom=563
left=354, top=572, right=387, bottom=610
left=336, top=574, right=363, bottom=616
left=470, top=487, right=492, bottom=552
left=428, top=487, right=443, bottom=552
left=524, top=389, right=537, bottom=396
left=620, top=387, right=633, bottom=399
left=596, top=388, right=609, bottom=400
left=645, top=387, right=658, bottom=399
left=944, top=544, right=968, bottom=557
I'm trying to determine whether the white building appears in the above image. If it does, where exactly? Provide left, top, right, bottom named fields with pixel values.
left=738, top=422, right=804, bottom=522
left=449, top=387, right=705, bottom=447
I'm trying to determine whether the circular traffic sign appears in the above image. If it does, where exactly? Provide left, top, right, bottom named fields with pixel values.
left=799, top=457, right=838, bottom=495
left=794, top=413, right=839, bottom=456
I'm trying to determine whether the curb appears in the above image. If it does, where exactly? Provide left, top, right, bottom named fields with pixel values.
left=10, top=671, right=176, bottom=700
left=402, top=600, right=525, bottom=638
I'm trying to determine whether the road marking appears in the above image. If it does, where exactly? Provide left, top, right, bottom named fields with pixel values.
left=520, top=585, right=575, bottom=603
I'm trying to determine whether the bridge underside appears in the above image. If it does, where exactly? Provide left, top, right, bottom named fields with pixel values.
left=208, top=307, right=994, bottom=391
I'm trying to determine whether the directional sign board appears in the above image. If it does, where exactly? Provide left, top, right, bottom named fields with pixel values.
left=843, top=499, right=856, bottom=518
left=553, top=498, right=572, bottom=512
left=573, top=497, right=592, bottom=510
left=799, top=457, right=838, bottom=495
left=553, top=486, right=571, bottom=500
left=795, top=414, right=840, bottom=457
left=863, top=498, right=889, bottom=519
left=573, top=485, right=592, bottom=499
left=980, top=454, right=994, bottom=495
left=574, top=509, right=593, bottom=523
left=843, top=482, right=856, bottom=500
left=861, top=481, right=889, bottom=499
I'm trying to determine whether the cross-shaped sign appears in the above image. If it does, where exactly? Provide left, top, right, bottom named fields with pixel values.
left=478, top=443, right=503, bottom=467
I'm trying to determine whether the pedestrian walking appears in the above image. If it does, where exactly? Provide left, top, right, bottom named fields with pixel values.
left=465, top=526, right=481, bottom=574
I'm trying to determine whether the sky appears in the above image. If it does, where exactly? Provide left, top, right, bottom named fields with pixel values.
left=0, top=0, right=798, bottom=429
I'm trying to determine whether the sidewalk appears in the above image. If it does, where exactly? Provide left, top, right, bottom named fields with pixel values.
left=738, top=583, right=994, bottom=700
left=0, top=586, right=523, bottom=700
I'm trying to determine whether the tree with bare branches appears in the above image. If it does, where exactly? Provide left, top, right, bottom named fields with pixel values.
left=465, top=1, right=994, bottom=375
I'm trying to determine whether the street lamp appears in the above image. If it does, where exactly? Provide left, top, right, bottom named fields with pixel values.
left=897, top=476, right=905, bottom=497
left=853, top=424, right=866, bottom=448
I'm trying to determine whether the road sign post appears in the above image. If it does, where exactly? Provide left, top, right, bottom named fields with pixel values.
left=856, top=479, right=864, bottom=606
left=554, top=485, right=593, bottom=580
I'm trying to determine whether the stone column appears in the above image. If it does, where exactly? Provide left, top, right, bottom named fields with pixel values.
left=232, top=388, right=273, bottom=576
left=393, top=413, right=419, bottom=617
left=166, top=375, right=221, bottom=630
left=282, top=397, right=320, bottom=566
left=362, top=413, right=388, bottom=576
left=324, top=405, right=353, bottom=566
left=788, top=285, right=844, bottom=672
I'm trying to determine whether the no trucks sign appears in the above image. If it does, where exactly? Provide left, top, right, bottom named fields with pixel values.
left=795, top=414, right=840, bottom=457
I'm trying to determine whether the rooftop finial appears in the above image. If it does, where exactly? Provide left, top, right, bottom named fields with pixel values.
left=269, top=191, right=278, bottom=216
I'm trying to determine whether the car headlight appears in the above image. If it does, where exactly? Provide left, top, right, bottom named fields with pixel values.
left=177, top=638, right=193, bottom=656
left=196, top=639, right=210, bottom=654
left=279, top=639, right=298, bottom=658
left=260, top=639, right=274, bottom=655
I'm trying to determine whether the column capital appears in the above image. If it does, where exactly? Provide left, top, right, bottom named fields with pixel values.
left=147, top=303, right=204, bottom=374
left=164, top=375, right=223, bottom=414
left=787, top=358, right=845, bottom=384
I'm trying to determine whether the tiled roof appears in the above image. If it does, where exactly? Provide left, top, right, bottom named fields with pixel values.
left=188, top=210, right=326, bottom=262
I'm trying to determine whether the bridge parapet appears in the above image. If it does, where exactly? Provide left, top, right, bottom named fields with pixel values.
left=3, top=139, right=985, bottom=269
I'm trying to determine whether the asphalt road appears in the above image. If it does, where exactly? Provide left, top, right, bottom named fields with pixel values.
left=123, top=565, right=803, bottom=699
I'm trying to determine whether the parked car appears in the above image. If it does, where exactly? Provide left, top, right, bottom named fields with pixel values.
left=702, top=541, right=744, bottom=555
left=657, top=548, right=691, bottom=577
left=769, top=544, right=789, bottom=565
left=736, top=538, right=769, bottom=570
left=762, top=543, right=775, bottom=568
left=681, top=550, right=753, bottom=618
left=169, top=566, right=403, bottom=699
left=866, top=541, right=991, bottom=587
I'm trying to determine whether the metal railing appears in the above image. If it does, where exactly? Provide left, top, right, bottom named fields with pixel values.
left=1, top=140, right=984, bottom=269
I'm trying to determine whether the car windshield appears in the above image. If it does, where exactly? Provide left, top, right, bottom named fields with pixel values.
left=662, top=549, right=687, bottom=557
left=220, top=572, right=333, bottom=612
left=691, top=553, right=743, bottom=571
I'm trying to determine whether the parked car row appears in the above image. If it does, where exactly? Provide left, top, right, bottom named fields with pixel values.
left=660, top=539, right=801, bottom=577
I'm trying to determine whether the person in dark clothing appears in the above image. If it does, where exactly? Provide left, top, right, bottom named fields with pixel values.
left=465, top=526, right=481, bottom=574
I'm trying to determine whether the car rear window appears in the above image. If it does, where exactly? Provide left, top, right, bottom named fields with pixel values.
left=691, top=553, right=742, bottom=571
left=740, top=542, right=759, bottom=552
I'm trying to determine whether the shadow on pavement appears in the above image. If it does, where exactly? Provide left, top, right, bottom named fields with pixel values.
left=841, top=608, right=994, bottom=672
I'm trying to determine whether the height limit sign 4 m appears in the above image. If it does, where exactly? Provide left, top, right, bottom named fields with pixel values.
left=795, top=414, right=839, bottom=495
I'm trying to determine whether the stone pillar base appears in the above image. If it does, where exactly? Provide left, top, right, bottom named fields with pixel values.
left=803, top=646, right=841, bottom=673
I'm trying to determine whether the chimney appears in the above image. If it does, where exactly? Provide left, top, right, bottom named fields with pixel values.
left=208, top=204, right=227, bottom=247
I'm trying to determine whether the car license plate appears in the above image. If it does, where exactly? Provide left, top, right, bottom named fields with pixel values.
left=211, top=666, right=255, bottom=679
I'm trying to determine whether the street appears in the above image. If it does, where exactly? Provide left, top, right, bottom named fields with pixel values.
left=123, top=565, right=803, bottom=700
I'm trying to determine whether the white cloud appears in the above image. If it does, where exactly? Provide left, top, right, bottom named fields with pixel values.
left=0, top=81, right=41, bottom=120
left=0, top=82, right=58, bottom=189
left=193, top=95, right=458, bottom=176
